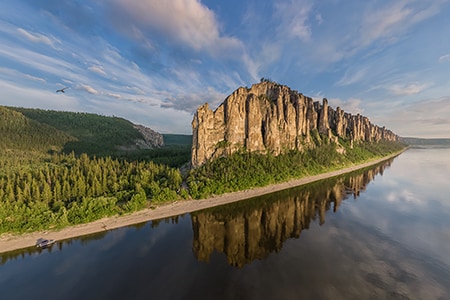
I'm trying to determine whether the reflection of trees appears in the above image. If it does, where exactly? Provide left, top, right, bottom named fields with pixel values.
left=191, top=159, right=393, bottom=268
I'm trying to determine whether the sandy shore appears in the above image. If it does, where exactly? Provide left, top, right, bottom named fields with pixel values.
left=0, top=152, right=403, bottom=254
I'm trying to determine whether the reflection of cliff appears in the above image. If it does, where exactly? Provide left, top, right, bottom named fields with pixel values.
left=191, top=159, right=392, bottom=267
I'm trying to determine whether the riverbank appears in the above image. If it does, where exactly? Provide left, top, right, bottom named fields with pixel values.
left=0, top=150, right=405, bottom=254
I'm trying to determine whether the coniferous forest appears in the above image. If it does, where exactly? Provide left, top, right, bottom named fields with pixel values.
left=0, top=106, right=406, bottom=234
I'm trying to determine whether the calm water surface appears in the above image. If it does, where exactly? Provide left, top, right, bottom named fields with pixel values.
left=1, top=147, right=449, bottom=300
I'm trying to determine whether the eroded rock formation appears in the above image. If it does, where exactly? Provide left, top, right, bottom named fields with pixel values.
left=133, top=124, right=164, bottom=148
left=192, top=81, right=398, bottom=167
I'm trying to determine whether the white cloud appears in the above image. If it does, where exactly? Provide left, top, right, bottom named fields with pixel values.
left=328, top=98, right=365, bottom=115
left=305, top=1, right=447, bottom=70
left=107, top=93, right=122, bottom=99
left=359, top=3, right=411, bottom=47
left=315, top=13, right=323, bottom=25
left=388, top=82, right=428, bottom=96
left=336, top=68, right=367, bottom=87
left=111, top=0, right=242, bottom=56
left=377, top=96, right=450, bottom=138
left=79, top=84, right=99, bottom=95
left=0, top=42, right=84, bottom=82
left=358, top=1, right=444, bottom=48
left=17, top=28, right=59, bottom=49
left=439, top=54, right=450, bottom=63
left=25, top=74, right=46, bottom=83
left=0, top=67, right=47, bottom=84
left=274, top=0, right=313, bottom=41
left=88, top=65, right=107, bottom=76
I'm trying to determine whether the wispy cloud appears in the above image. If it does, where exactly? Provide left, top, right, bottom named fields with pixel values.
left=0, top=67, right=46, bottom=84
left=388, top=82, right=429, bottom=96
left=439, top=54, right=450, bottom=63
left=88, top=65, right=107, bottom=76
left=328, top=98, right=365, bottom=115
left=79, top=84, right=99, bottom=95
left=274, top=0, right=313, bottom=41
left=106, top=92, right=121, bottom=99
left=315, top=13, right=323, bottom=25
left=17, top=28, right=59, bottom=49
left=161, top=87, right=226, bottom=112
left=358, top=3, right=412, bottom=47
left=380, top=96, right=450, bottom=137
left=25, top=74, right=46, bottom=83
left=358, top=1, right=444, bottom=48
left=336, top=68, right=367, bottom=87
left=0, top=43, right=83, bottom=81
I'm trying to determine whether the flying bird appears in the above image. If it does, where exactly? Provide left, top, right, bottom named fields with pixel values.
left=56, top=87, right=68, bottom=93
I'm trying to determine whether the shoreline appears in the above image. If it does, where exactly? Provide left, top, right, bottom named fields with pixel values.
left=0, top=151, right=404, bottom=254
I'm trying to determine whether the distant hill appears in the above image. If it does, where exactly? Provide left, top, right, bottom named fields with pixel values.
left=400, top=137, right=450, bottom=146
left=0, top=106, right=75, bottom=153
left=162, top=134, right=192, bottom=146
left=7, top=106, right=165, bottom=156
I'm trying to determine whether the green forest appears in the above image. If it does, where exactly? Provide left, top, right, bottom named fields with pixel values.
left=0, top=106, right=406, bottom=234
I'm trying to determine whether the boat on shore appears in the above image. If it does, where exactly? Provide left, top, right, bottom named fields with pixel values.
left=36, top=238, right=55, bottom=249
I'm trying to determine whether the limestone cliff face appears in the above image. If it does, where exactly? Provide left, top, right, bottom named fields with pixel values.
left=191, top=81, right=398, bottom=167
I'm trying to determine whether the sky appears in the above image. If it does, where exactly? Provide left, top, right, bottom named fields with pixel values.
left=1, top=0, right=449, bottom=137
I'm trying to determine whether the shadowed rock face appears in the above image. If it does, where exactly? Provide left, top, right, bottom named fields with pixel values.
left=133, top=124, right=164, bottom=148
left=191, top=160, right=392, bottom=268
left=191, top=82, right=398, bottom=167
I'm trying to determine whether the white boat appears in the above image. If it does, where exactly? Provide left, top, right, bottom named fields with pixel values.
left=36, top=238, right=55, bottom=248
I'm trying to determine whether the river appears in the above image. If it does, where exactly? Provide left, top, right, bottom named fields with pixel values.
left=1, top=147, right=449, bottom=300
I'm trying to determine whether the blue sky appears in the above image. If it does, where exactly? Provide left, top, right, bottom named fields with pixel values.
left=1, top=0, right=449, bottom=137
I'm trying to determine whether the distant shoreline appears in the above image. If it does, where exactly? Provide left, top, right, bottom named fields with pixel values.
left=0, top=150, right=406, bottom=254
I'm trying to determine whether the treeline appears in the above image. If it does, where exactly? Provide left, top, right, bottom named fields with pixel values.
left=187, top=140, right=406, bottom=199
left=0, top=140, right=406, bottom=234
left=120, top=146, right=191, bottom=168
left=0, top=152, right=185, bottom=234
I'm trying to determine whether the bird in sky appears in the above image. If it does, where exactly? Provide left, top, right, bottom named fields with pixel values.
left=56, top=87, right=68, bottom=93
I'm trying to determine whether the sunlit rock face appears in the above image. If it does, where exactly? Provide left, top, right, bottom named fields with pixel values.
left=191, top=81, right=398, bottom=167
left=191, top=160, right=391, bottom=267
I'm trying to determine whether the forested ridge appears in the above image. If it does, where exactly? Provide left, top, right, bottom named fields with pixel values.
left=0, top=106, right=75, bottom=152
left=0, top=106, right=406, bottom=234
left=11, top=107, right=153, bottom=156
left=0, top=106, right=190, bottom=233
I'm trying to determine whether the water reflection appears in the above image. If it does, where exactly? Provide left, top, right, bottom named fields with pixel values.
left=191, top=159, right=393, bottom=267
left=0, top=218, right=174, bottom=266
left=2, top=150, right=450, bottom=299
left=0, top=230, right=109, bottom=266
left=0, top=159, right=392, bottom=268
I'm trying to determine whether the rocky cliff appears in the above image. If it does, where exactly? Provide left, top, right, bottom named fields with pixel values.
left=133, top=124, right=164, bottom=148
left=191, top=81, right=398, bottom=167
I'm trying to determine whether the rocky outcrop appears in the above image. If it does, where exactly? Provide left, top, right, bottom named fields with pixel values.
left=133, top=124, right=164, bottom=148
left=192, top=81, right=398, bottom=167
